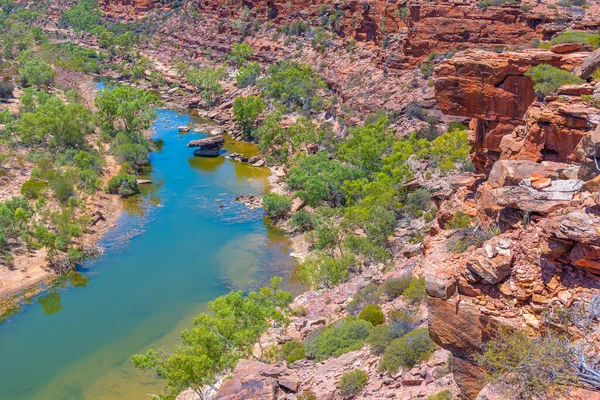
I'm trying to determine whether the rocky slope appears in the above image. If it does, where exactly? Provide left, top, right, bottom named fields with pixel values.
left=90, top=1, right=600, bottom=399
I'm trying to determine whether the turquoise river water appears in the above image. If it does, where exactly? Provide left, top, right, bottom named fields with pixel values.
left=0, top=103, right=299, bottom=399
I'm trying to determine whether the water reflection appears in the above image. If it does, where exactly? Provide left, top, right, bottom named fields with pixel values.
left=38, top=291, right=62, bottom=315
left=187, top=154, right=225, bottom=173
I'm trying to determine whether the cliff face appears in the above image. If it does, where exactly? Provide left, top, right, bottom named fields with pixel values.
left=429, top=49, right=600, bottom=398
left=98, top=0, right=599, bottom=65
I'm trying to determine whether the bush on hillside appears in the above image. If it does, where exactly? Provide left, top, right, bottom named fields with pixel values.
left=339, top=369, right=368, bottom=397
left=380, top=275, right=413, bottom=299
left=428, top=390, right=453, bottom=400
left=290, top=209, right=315, bottom=232
left=359, top=304, right=385, bottom=326
left=403, top=278, right=427, bottom=304
left=389, top=309, right=419, bottom=338
left=525, top=64, right=585, bottom=97
left=19, top=58, right=55, bottom=88
left=107, top=171, right=139, bottom=197
left=379, top=328, right=436, bottom=373
left=0, top=81, right=14, bottom=100
left=280, top=340, right=306, bottom=365
left=368, top=324, right=393, bottom=355
left=20, top=179, right=47, bottom=199
left=550, top=30, right=599, bottom=48
left=263, top=193, right=291, bottom=219
left=304, top=317, right=372, bottom=361
left=347, top=282, right=380, bottom=314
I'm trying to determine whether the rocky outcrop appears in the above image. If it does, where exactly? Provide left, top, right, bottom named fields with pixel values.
left=98, top=0, right=160, bottom=19
left=434, top=49, right=597, bottom=171
left=187, top=135, right=224, bottom=157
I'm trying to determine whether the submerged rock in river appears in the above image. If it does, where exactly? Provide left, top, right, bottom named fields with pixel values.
left=187, top=135, right=224, bottom=157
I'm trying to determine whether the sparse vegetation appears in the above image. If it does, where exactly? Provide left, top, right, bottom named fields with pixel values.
left=379, top=328, right=436, bottom=373
left=304, top=317, right=372, bottom=361
left=359, top=304, right=385, bottom=326
left=339, top=369, right=368, bottom=397
left=525, top=64, right=585, bottom=97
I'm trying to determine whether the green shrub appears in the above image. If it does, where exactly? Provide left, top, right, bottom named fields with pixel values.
left=297, top=391, right=317, bottom=400
left=478, top=327, right=576, bottom=399
left=107, top=172, right=139, bottom=197
left=52, top=176, right=75, bottom=203
left=280, top=340, right=306, bottom=365
left=404, top=278, right=427, bottom=304
left=380, top=275, right=412, bottom=299
left=339, top=369, right=368, bottom=397
left=304, top=317, right=372, bottom=361
left=78, top=169, right=101, bottom=193
left=74, top=151, right=103, bottom=173
left=404, top=189, right=432, bottom=218
left=379, top=328, right=436, bottom=373
left=228, top=43, right=254, bottom=67
left=232, top=95, right=265, bottom=137
left=389, top=309, right=418, bottom=338
left=19, top=58, right=55, bottom=88
left=236, top=62, right=261, bottom=87
left=290, top=209, right=315, bottom=232
left=359, top=304, right=385, bottom=326
left=298, top=253, right=358, bottom=289
left=525, top=64, right=585, bottom=97
left=20, top=179, right=46, bottom=199
left=263, top=193, right=291, bottom=219
left=428, top=390, right=453, bottom=400
left=550, top=30, right=599, bottom=48
left=368, top=324, right=393, bottom=355
left=185, top=67, right=225, bottom=106
left=446, top=212, right=472, bottom=229
left=404, top=101, right=425, bottom=119
left=115, top=143, right=150, bottom=167
left=0, top=81, right=14, bottom=99
left=347, top=282, right=380, bottom=314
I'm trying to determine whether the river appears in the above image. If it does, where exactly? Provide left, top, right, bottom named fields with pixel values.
left=0, top=103, right=299, bottom=399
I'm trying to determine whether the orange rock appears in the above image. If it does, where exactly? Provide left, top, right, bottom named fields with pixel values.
left=531, top=177, right=551, bottom=189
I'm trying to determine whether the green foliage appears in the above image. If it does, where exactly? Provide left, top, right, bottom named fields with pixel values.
left=287, top=151, right=363, bottom=207
left=107, top=171, right=139, bottom=197
left=297, top=392, right=317, bottom=400
left=403, top=278, right=426, bottom=304
left=380, top=275, right=412, bottom=299
left=404, top=189, right=432, bottom=218
left=257, top=114, right=322, bottom=164
left=61, top=0, right=100, bottom=32
left=280, top=340, right=306, bottom=365
left=389, top=309, right=418, bottom=338
left=298, top=252, right=358, bottom=289
left=347, top=282, right=380, bottom=315
left=185, top=67, right=225, bottom=107
left=16, top=96, right=93, bottom=149
left=20, top=179, right=46, bottom=199
left=359, top=304, right=385, bottom=326
left=236, top=61, right=261, bottom=88
left=132, top=278, right=292, bottom=399
left=478, top=327, right=576, bottom=399
left=426, top=128, right=471, bottom=174
left=337, top=116, right=393, bottom=174
left=339, top=369, right=368, bottom=397
left=368, top=324, right=393, bottom=355
left=446, top=212, right=472, bottom=229
left=0, top=196, right=34, bottom=252
left=379, top=328, right=435, bottom=373
left=262, top=193, right=291, bottom=219
left=19, top=57, right=55, bottom=88
left=95, top=86, right=158, bottom=135
left=550, top=30, right=599, bottom=48
left=259, top=61, right=326, bottom=112
left=51, top=175, right=76, bottom=203
left=290, top=209, right=315, bottom=232
left=78, top=169, right=101, bottom=193
left=0, top=80, right=14, bottom=99
left=428, top=390, right=452, bottom=400
left=115, top=143, right=150, bottom=167
left=232, top=95, right=265, bottom=137
left=525, top=64, right=585, bottom=97
left=74, top=150, right=103, bottom=174
left=304, top=317, right=372, bottom=361
left=228, top=43, right=253, bottom=66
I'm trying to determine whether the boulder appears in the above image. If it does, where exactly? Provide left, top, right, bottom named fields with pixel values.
left=575, top=47, right=600, bottom=79
left=465, top=243, right=513, bottom=285
left=187, top=135, right=224, bottom=157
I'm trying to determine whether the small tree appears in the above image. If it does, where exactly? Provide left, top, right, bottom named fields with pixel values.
left=263, top=193, right=291, bottom=219
left=185, top=67, right=225, bottom=107
left=132, top=278, right=291, bottom=400
left=228, top=43, right=254, bottom=67
left=525, top=64, right=585, bottom=97
left=232, top=95, right=265, bottom=137
left=19, top=58, right=55, bottom=88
